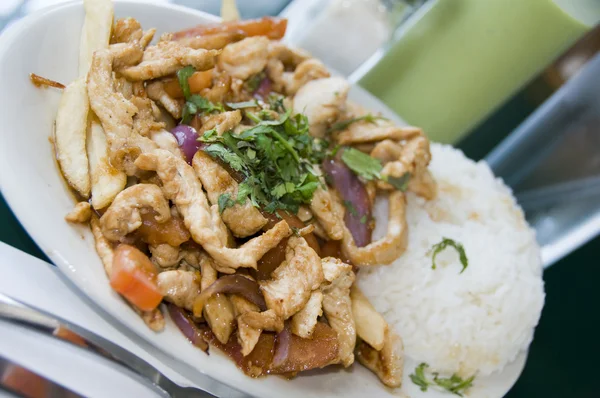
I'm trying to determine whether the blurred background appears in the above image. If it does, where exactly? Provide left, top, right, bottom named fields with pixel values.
left=1, top=0, right=599, bottom=396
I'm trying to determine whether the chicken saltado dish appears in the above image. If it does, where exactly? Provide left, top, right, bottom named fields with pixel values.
left=51, top=0, right=436, bottom=388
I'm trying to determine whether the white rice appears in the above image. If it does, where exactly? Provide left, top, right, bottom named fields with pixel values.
left=358, top=143, right=545, bottom=377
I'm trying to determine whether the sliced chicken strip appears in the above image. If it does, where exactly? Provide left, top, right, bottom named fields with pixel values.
left=260, top=236, right=324, bottom=319
left=177, top=31, right=245, bottom=50
left=119, top=41, right=219, bottom=81
left=218, top=36, right=269, bottom=80
left=230, top=295, right=262, bottom=356
left=237, top=309, right=283, bottom=356
left=134, top=150, right=291, bottom=270
left=136, top=307, right=166, bottom=332
left=149, top=243, right=181, bottom=268
left=268, top=41, right=311, bottom=67
left=293, top=77, right=350, bottom=138
left=290, top=290, right=323, bottom=339
left=192, top=151, right=267, bottom=237
left=322, top=268, right=356, bottom=367
left=146, top=81, right=183, bottom=120
left=149, top=129, right=184, bottom=159
left=283, top=58, right=330, bottom=96
left=111, top=17, right=143, bottom=44
left=87, top=48, right=158, bottom=175
left=196, top=110, right=241, bottom=136
left=65, top=202, right=92, bottom=223
left=356, top=328, right=404, bottom=388
left=341, top=191, right=408, bottom=266
left=321, top=257, right=352, bottom=283
left=199, top=254, right=235, bottom=344
left=100, top=184, right=171, bottom=241
left=370, top=138, right=437, bottom=199
left=131, top=96, right=165, bottom=137
left=310, top=186, right=344, bottom=241
left=90, top=216, right=114, bottom=277
left=157, top=270, right=201, bottom=311
left=337, top=123, right=422, bottom=146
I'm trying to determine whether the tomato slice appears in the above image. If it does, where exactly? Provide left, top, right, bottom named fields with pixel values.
left=110, top=244, right=163, bottom=312
left=173, top=17, right=287, bottom=41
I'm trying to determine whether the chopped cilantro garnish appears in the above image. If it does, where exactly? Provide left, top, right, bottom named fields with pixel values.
left=176, top=66, right=195, bottom=99
left=429, top=238, right=469, bottom=273
left=341, top=147, right=382, bottom=181
left=329, top=114, right=387, bottom=133
left=177, top=67, right=224, bottom=124
left=410, top=363, right=475, bottom=396
left=359, top=215, right=368, bottom=224
left=385, top=173, right=411, bottom=191
left=198, top=105, right=325, bottom=214
left=217, top=193, right=236, bottom=214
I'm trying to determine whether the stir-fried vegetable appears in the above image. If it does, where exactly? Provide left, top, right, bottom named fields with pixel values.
left=340, top=147, right=410, bottom=191
left=164, top=70, right=213, bottom=99
left=110, top=244, right=163, bottom=311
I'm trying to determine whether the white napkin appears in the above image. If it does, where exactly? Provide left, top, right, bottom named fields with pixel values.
left=0, top=241, right=213, bottom=393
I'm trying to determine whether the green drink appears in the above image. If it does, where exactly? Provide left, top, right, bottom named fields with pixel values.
left=358, top=0, right=594, bottom=143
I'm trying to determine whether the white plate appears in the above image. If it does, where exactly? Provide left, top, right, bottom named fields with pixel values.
left=0, top=1, right=526, bottom=397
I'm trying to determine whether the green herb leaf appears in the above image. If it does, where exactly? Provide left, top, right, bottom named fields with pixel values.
left=409, top=363, right=475, bottom=396
left=429, top=238, right=469, bottom=273
left=217, top=193, right=236, bottom=214
left=360, top=215, right=368, bottom=224
left=226, top=100, right=259, bottom=109
left=343, top=200, right=359, bottom=217
left=329, top=114, right=387, bottom=133
left=205, top=144, right=246, bottom=172
left=385, top=173, right=411, bottom=191
left=177, top=66, right=195, bottom=99
left=409, top=363, right=431, bottom=392
left=341, top=147, right=383, bottom=181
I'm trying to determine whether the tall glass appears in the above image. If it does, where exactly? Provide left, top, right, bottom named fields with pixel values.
left=356, top=0, right=599, bottom=143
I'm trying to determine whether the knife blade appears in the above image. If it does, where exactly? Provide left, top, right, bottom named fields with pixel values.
left=0, top=354, right=83, bottom=398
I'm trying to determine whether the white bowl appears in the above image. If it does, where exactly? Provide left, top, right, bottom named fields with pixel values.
left=0, top=1, right=526, bottom=397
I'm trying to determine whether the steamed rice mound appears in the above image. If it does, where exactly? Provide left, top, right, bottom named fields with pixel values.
left=358, top=143, right=545, bottom=377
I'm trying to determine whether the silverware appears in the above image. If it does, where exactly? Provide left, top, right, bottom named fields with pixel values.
left=0, top=299, right=215, bottom=398
left=0, top=353, right=84, bottom=398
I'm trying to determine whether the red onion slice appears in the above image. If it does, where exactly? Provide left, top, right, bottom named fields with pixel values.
left=272, top=324, right=291, bottom=368
left=171, top=125, right=202, bottom=164
left=193, top=275, right=267, bottom=317
left=167, top=304, right=208, bottom=352
left=254, top=77, right=272, bottom=99
left=322, top=156, right=372, bottom=247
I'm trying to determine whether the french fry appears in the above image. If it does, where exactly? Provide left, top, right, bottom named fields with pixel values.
left=79, top=0, right=115, bottom=76
left=350, top=285, right=388, bottom=351
left=55, top=77, right=91, bottom=197
left=86, top=115, right=127, bottom=210
left=55, top=0, right=114, bottom=197
left=221, top=0, right=240, bottom=22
